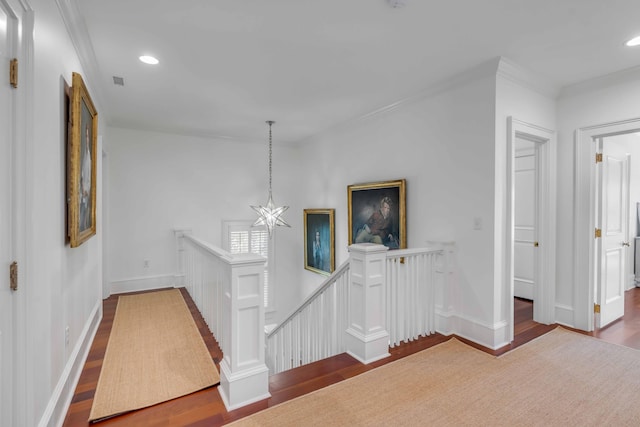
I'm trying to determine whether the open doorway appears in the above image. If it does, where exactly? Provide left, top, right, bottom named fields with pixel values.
left=513, top=137, right=537, bottom=329
left=574, top=120, right=640, bottom=331
left=507, top=117, right=556, bottom=342
left=514, top=137, right=537, bottom=302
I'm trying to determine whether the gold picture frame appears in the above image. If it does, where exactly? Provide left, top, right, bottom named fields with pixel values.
left=304, top=209, right=335, bottom=275
left=68, top=72, right=98, bottom=248
left=348, top=179, right=406, bottom=250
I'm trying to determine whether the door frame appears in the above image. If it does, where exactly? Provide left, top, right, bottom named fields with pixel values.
left=574, top=118, right=640, bottom=331
left=0, top=0, right=16, bottom=423
left=507, top=117, right=557, bottom=341
left=1, top=0, right=33, bottom=425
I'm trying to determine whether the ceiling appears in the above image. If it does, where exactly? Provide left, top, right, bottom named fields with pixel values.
left=75, top=0, right=640, bottom=144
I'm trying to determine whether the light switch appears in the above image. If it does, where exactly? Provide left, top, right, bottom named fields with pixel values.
left=473, top=217, right=482, bottom=230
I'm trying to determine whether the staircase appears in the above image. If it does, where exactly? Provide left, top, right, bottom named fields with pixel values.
left=175, top=230, right=450, bottom=410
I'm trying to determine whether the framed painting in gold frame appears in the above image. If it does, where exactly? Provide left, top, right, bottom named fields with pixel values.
left=348, top=179, right=406, bottom=250
left=304, top=209, right=335, bottom=275
left=68, top=72, right=98, bottom=248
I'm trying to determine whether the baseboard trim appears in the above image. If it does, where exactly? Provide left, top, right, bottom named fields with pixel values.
left=436, top=311, right=509, bottom=350
left=435, top=308, right=455, bottom=336
left=38, top=300, right=102, bottom=427
left=554, top=304, right=574, bottom=328
left=109, top=274, right=177, bottom=295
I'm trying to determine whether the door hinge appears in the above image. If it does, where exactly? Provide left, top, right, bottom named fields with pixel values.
left=595, top=153, right=603, bottom=163
left=595, top=228, right=602, bottom=238
left=594, top=303, right=601, bottom=314
left=9, top=261, right=17, bottom=291
left=9, top=58, right=18, bottom=88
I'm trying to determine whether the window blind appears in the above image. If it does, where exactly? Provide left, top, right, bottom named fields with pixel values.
left=227, top=225, right=270, bottom=308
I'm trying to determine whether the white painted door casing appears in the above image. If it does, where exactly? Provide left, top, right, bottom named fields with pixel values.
left=507, top=117, right=557, bottom=341
left=0, top=3, right=14, bottom=425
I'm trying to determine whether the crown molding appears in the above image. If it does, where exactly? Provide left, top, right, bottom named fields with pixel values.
left=109, top=123, right=267, bottom=146
left=496, top=57, right=560, bottom=99
left=300, top=57, right=503, bottom=145
left=304, top=56, right=559, bottom=145
left=559, top=64, right=640, bottom=99
left=358, top=57, right=503, bottom=122
left=55, top=0, right=110, bottom=124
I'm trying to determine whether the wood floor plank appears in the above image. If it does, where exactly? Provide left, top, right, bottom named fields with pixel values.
left=63, top=287, right=640, bottom=426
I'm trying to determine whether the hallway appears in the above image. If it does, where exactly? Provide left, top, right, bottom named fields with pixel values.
left=63, top=288, right=640, bottom=426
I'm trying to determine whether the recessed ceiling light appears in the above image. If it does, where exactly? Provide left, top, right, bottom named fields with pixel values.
left=139, top=55, right=159, bottom=65
left=625, top=36, right=640, bottom=47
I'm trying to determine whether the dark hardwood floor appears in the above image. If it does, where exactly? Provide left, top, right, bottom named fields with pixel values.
left=62, top=287, right=640, bottom=426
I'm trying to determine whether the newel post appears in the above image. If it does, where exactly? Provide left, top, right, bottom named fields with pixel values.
left=346, top=243, right=390, bottom=364
left=218, top=253, right=270, bottom=411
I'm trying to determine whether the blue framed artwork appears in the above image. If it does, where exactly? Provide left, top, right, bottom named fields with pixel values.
left=304, top=209, right=335, bottom=275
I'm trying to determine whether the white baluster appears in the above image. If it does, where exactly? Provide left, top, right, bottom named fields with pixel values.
left=410, top=254, right=417, bottom=340
left=420, top=253, right=426, bottom=336
left=429, top=252, right=436, bottom=334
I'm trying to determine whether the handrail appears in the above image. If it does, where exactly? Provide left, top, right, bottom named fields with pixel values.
left=386, top=247, right=443, bottom=258
left=267, top=260, right=350, bottom=339
left=183, top=234, right=233, bottom=261
left=183, top=233, right=265, bottom=265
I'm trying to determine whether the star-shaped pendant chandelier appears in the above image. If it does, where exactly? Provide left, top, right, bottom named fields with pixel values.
left=251, top=121, right=290, bottom=237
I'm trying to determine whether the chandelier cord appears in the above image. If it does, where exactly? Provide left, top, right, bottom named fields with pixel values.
left=268, top=120, right=273, bottom=194
left=251, top=120, right=289, bottom=235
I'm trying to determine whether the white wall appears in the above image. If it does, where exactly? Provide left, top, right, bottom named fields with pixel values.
left=29, top=0, right=104, bottom=425
left=106, top=62, right=512, bottom=347
left=105, top=127, right=303, bottom=319
left=292, top=59, right=559, bottom=348
left=295, top=64, right=500, bottom=345
left=105, top=57, right=570, bottom=351
left=557, top=71, right=640, bottom=329
left=495, top=62, right=557, bottom=341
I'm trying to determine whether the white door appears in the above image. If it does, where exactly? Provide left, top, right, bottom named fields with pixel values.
left=0, top=3, right=14, bottom=424
left=596, top=138, right=629, bottom=327
left=514, top=138, right=537, bottom=300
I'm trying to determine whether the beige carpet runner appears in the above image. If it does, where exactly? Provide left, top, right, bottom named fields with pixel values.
left=231, top=327, right=640, bottom=426
left=89, top=289, right=220, bottom=422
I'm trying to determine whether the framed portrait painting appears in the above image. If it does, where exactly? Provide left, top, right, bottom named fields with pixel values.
left=304, top=209, right=335, bottom=275
left=68, top=72, right=98, bottom=248
left=348, top=179, right=406, bottom=250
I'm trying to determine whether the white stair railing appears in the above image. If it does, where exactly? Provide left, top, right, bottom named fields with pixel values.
left=174, top=229, right=270, bottom=411
left=179, top=233, right=229, bottom=351
left=266, top=261, right=350, bottom=374
left=266, top=244, right=443, bottom=375
left=174, top=231, right=446, bottom=406
left=386, top=248, right=441, bottom=347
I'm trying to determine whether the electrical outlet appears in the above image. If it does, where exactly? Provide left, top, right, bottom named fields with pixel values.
left=65, top=326, right=70, bottom=346
left=144, top=259, right=150, bottom=269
